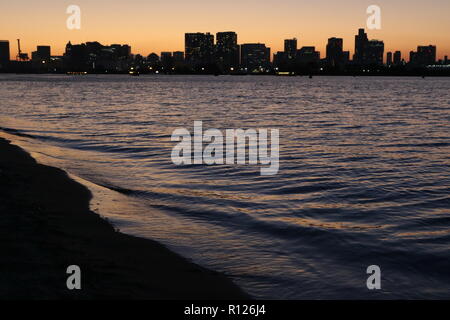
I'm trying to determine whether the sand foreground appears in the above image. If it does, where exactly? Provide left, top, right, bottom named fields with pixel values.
left=0, top=137, right=248, bottom=300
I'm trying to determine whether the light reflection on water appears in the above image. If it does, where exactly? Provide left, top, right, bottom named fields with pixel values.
left=1, top=74, right=450, bottom=299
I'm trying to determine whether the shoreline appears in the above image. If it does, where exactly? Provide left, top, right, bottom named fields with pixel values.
left=0, top=137, right=249, bottom=299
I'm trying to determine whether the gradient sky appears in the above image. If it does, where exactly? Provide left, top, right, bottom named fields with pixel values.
left=1, top=0, right=449, bottom=60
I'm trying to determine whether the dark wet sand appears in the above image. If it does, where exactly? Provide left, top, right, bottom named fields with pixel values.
left=0, top=137, right=248, bottom=299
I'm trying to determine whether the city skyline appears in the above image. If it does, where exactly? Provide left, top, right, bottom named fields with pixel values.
left=0, top=30, right=447, bottom=64
left=1, top=26, right=447, bottom=77
left=1, top=0, right=449, bottom=59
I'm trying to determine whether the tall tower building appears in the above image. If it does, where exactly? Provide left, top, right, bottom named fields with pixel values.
left=216, top=31, right=239, bottom=71
left=393, top=51, right=402, bottom=65
left=284, top=38, right=297, bottom=59
left=386, top=52, right=393, bottom=66
left=353, top=28, right=368, bottom=64
left=185, top=33, right=214, bottom=67
left=326, top=37, right=344, bottom=67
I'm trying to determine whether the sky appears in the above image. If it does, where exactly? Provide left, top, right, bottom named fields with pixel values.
left=1, top=0, right=449, bottom=60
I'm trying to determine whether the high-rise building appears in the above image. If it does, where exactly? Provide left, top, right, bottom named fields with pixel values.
left=409, top=51, right=415, bottom=64
left=326, top=37, right=344, bottom=68
left=393, top=51, right=402, bottom=65
left=366, top=40, right=384, bottom=65
left=185, top=32, right=214, bottom=67
left=284, top=38, right=297, bottom=60
left=386, top=52, right=393, bottom=66
left=0, top=40, right=10, bottom=68
left=410, top=45, right=436, bottom=66
left=240, top=43, right=271, bottom=72
left=215, top=32, right=239, bottom=71
left=352, top=29, right=384, bottom=65
left=353, top=28, right=368, bottom=64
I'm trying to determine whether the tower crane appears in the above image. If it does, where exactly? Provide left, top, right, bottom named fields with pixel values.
left=16, top=39, right=29, bottom=61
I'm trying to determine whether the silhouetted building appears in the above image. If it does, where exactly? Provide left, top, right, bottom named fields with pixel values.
left=216, top=32, right=239, bottom=72
left=326, top=37, right=344, bottom=68
left=32, top=46, right=51, bottom=63
left=147, top=53, right=159, bottom=64
left=366, top=40, right=384, bottom=65
left=342, top=51, right=350, bottom=64
left=354, top=28, right=368, bottom=64
left=445, top=56, right=449, bottom=65
left=296, top=46, right=320, bottom=64
left=64, top=41, right=87, bottom=71
left=394, top=51, right=402, bottom=65
left=161, top=52, right=172, bottom=60
left=240, top=43, right=270, bottom=72
left=272, top=38, right=296, bottom=71
left=64, top=41, right=131, bottom=72
left=284, top=38, right=297, bottom=60
left=386, top=52, right=393, bottom=66
left=110, top=44, right=131, bottom=59
left=352, top=29, right=384, bottom=66
left=273, top=51, right=288, bottom=70
left=133, top=54, right=144, bottom=66
left=95, top=43, right=130, bottom=71
left=173, top=51, right=184, bottom=63
left=185, top=32, right=214, bottom=68
left=85, top=41, right=103, bottom=56
left=0, top=40, right=10, bottom=69
left=31, top=45, right=51, bottom=72
left=410, top=45, right=436, bottom=66
left=161, top=52, right=173, bottom=70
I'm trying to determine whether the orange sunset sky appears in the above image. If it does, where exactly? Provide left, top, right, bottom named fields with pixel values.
left=1, top=0, right=449, bottom=60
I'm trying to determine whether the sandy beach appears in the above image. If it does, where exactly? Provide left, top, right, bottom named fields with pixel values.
left=0, top=137, right=248, bottom=299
